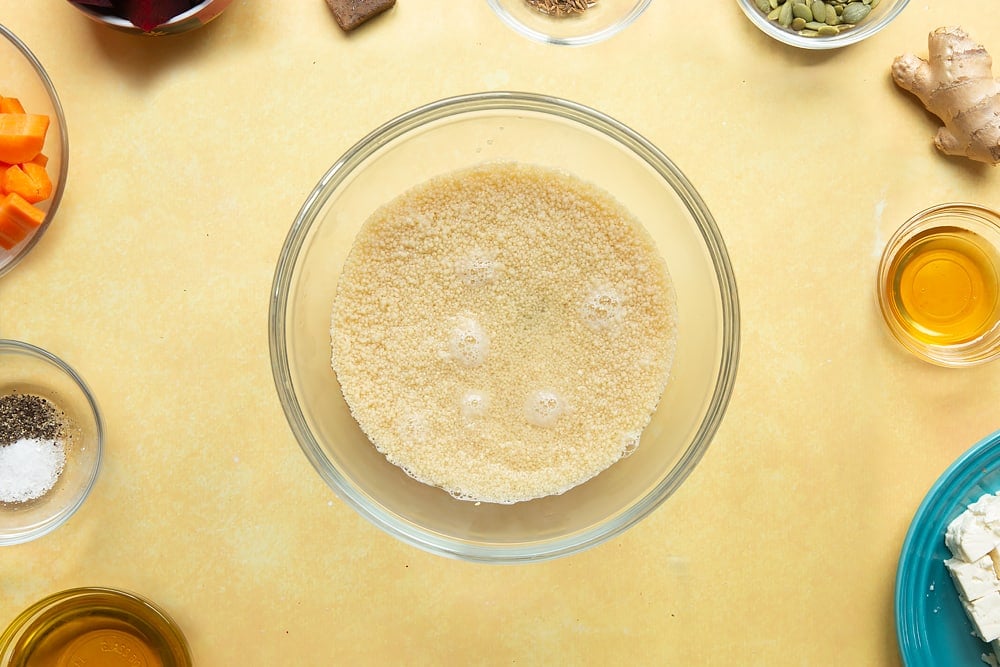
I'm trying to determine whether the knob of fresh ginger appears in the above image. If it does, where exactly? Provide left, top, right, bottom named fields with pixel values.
left=892, top=27, right=1000, bottom=166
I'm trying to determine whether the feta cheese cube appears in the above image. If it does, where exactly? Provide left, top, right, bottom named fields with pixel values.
left=971, top=494, right=1000, bottom=529
left=963, top=591, right=1000, bottom=642
left=947, top=510, right=1000, bottom=563
left=947, top=554, right=1000, bottom=601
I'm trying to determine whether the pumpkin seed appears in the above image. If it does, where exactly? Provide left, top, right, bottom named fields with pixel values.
left=841, top=1, right=870, bottom=23
left=791, top=3, right=813, bottom=20
left=817, top=24, right=839, bottom=35
left=791, top=16, right=807, bottom=29
left=778, top=0, right=794, bottom=26
left=810, top=1, right=827, bottom=22
left=755, top=0, right=771, bottom=11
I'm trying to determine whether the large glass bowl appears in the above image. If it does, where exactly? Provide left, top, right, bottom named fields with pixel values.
left=269, top=91, right=740, bottom=562
left=0, top=25, right=69, bottom=278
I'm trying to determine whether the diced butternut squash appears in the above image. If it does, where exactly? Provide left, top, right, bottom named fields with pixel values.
left=0, top=97, right=25, bottom=114
left=0, top=192, right=45, bottom=250
left=2, top=163, right=52, bottom=204
left=0, top=113, right=49, bottom=164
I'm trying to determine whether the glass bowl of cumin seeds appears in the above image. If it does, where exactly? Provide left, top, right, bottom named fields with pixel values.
left=0, top=340, right=103, bottom=546
left=270, top=91, right=740, bottom=562
left=487, top=0, right=651, bottom=46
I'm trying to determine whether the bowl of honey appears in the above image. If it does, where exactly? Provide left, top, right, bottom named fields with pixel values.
left=877, top=203, right=1000, bottom=367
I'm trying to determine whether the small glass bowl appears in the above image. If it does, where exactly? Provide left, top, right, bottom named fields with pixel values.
left=736, top=0, right=909, bottom=50
left=876, top=203, right=1000, bottom=367
left=0, top=25, right=69, bottom=278
left=0, top=587, right=191, bottom=667
left=65, top=0, right=233, bottom=35
left=487, top=0, right=651, bottom=46
left=0, top=340, right=103, bottom=545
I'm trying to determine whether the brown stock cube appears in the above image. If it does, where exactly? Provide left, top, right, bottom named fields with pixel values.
left=326, top=0, right=396, bottom=31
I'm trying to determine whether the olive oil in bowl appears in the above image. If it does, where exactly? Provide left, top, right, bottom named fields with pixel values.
left=0, top=588, right=191, bottom=667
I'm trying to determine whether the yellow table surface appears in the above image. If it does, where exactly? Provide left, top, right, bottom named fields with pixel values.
left=2, top=0, right=1000, bottom=664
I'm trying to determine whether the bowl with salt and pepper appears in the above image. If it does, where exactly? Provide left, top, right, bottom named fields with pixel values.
left=0, top=340, right=103, bottom=546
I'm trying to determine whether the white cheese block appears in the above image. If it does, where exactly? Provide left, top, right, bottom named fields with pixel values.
left=963, top=591, right=1000, bottom=642
left=947, top=510, right=1000, bottom=563
left=947, top=554, right=1000, bottom=601
left=970, top=494, right=1000, bottom=527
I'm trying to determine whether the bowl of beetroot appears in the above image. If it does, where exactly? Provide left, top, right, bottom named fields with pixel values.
left=66, top=0, right=233, bottom=35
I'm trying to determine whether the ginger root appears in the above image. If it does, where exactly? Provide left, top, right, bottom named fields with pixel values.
left=891, top=27, right=1000, bottom=165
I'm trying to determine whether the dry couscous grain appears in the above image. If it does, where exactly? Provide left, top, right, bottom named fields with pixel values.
left=330, top=162, right=677, bottom=503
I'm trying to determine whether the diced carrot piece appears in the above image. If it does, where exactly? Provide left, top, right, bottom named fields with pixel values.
left=31, top=152, right=48, bottom=167
left=0, top=113, right=49, bottom=164
left=3, top=163, right=51, bottom=204
left=0, top=192, right=45, bottom=250
left=1, top=191, right=45, bottom=227
left=2, top=165, right=29, bottom=199
left=0, top=214, right=25, bottom=249
left=0, top=97, right=25, bottom=114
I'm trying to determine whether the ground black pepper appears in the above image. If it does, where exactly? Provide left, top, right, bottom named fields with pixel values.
left=0, top=392, right=64, bottom=446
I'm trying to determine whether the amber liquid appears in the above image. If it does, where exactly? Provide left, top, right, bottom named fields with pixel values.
left=7, top=592, right=186, bottom=667
left=887, top=227, right=1000, bottom=345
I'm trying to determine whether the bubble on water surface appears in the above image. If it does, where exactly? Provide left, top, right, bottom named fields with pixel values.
left=581, top=285, right=626, bottom=332
left=454, top=248, right=502, bottom=286
left=449, top=316, right=490, bottom=367
left=461, top=390, right=489, bottom=419
left=524, top=389, right=565, bottom=428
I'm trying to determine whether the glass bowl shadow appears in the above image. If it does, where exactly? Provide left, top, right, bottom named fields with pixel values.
left=269, top=91, right=739, bottom=563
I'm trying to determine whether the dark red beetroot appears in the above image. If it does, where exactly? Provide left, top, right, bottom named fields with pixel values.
left=70, top=0, right=203, bottom=32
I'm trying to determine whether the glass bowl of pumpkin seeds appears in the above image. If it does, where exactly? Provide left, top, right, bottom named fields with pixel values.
left=487, top=0, right=651, bottom=46
left=737, top=0, right=908, bottom=49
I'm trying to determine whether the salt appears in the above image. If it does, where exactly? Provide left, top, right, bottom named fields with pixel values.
left=0, top=437, right=66, bottom=503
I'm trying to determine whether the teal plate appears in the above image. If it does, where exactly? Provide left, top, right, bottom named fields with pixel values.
left=896, top=429, right=1000, bottom=665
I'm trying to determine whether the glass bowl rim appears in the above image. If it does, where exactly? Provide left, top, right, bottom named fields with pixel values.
left=735, top=0, right=910, bottom=50
left=875, top=201, right=1000, bottom=368
left=0, top=339, right=104, bottom=546
left=485, top=0, right=653, bottom=47
left=0, top=24, right=70, bottom=280
left=269, top=90, right=740, bottom=562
